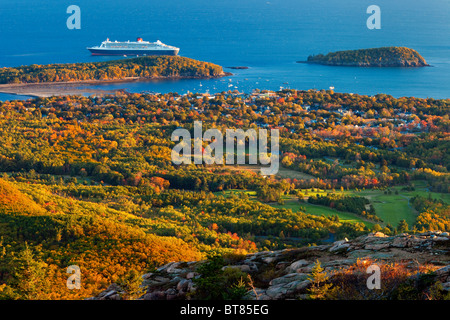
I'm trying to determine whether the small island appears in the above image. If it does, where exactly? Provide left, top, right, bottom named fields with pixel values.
left=0, top=55, right=230, bottom=97
left=300, top=47, right=429, bottom=67
left=226, top=66, right=249, bottom=70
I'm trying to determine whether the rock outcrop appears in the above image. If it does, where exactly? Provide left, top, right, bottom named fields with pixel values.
left=88, top=231, right=450, bottom=300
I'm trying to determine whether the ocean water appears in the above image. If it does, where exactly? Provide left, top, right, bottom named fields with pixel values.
left=0, top=0, right=449, bottom=100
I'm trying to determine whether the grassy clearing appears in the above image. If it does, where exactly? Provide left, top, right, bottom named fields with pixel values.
left=370, top=194, right=415, bottom=226
left=213, top=180, right=449, bottom=229
left=270, top=199, right=374, bottom=228
left=275, top=167, right=316, bottom=180
left=216, top=188, right=374, bottom=227
left=297, top=180, right=449, bottom=227
left=357, top=181, right=449, bottom=226
left=354, top=190, right=414, bottom=226
left=214, top=189, right=257, bottom=197
left=223, top=165, right=316, bottom=180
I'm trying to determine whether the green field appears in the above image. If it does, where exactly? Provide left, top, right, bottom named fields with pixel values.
left=215, top=189, right=374, bottom=227
left=214, top=189, right=257, bottom=197
left=356, top=181, right=449, bottom=226
left=370, top=194, right=416, bottom=226
left=270, top=199, right=375, bottom=228
left=225, top=165, right=316, bottom=180
left=215, top=179, right=450, bottom=229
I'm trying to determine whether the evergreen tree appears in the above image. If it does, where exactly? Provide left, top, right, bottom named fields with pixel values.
left=397, top=219, right=409, bottom=233
left=7, top=244, right=49, bottom=300
left=307, top=260, right=334, bottom=300
left=117, top=269, right=145, bottom=300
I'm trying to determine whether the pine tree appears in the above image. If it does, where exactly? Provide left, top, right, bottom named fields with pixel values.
left=8, top=244, right=49, bottom=300
left=397, top=219, right=409, bottom=233
left=307, top=260, right=334, bottom=300
left=117, top=269, right=145, bottom=300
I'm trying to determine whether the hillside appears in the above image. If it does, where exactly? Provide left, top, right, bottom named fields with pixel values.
left=0, top=178, right=46, bottom=216
left=90, top=231, right=450, bottom=300
left=0, top=89, right=449, bottom=300
left=304, top=47, right=429, bottom=67
left=0, top=178, right=203, bottom=300
left=0, top=56, right=227, bottom=84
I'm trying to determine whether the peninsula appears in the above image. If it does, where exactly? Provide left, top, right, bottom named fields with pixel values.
left=300, top=47, right=429, bottom=67
left=0, top=56, right=230, bottom=97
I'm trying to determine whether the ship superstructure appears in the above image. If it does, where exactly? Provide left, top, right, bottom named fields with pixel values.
left=87, top=38, right=180, bottom=56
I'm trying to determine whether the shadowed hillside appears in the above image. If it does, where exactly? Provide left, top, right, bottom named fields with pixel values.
left=0, top=178, right=203, bottom=299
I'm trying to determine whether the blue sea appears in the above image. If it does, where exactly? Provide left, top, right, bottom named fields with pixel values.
left=0, top=0, right=449, bottom=100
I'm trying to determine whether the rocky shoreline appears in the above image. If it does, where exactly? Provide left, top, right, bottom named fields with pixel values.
left=298, top=60, right=430, bottom=67
left=89, top=231, right=450, bottom=300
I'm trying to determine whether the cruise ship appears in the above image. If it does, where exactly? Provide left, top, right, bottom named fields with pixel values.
left=87, top=38, right=180, bottom=56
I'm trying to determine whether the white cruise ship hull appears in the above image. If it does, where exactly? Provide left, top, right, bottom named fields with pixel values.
left=88, top=48, right=179, bottom=56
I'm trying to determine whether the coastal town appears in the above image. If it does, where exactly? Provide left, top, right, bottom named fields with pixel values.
left=91, top=88, right=435, bottom=137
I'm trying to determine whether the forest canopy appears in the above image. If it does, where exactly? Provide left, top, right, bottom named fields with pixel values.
left=0, top=88, right=448, bottom=300
left=0, top=56, right=226, bottom=84
left=305, top=47, right=429, bottom=67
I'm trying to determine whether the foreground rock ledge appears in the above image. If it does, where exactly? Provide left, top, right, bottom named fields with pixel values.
left=88, top=231, right=450, bottom=300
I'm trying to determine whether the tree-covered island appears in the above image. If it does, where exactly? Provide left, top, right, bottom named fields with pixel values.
left=302, top=47, right=429, bottom=67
